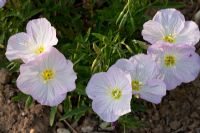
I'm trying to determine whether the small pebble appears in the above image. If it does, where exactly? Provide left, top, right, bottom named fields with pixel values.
left=57, top=128, right=70, bottom=133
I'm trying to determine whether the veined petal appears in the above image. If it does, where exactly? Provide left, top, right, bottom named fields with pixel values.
left=26, top=18, right=58, bottom=48
left=107, top=66, right=132, bottom=89
left=153, top=8, right=185, bottom=35
left=55, top=60, right=77, bottom=92
left=111, top=58, right=137, bottom=78
left=140, top=79, right=166, bottom=104
left=176, top=21, right=200, bottom=46
left=129, top=54, right=159, bottom=83
left=163, top=69, right=182, bottom=90
left=5, top=33, right=35, bottom=62
left=175, top=49, right=200, bottom=83
left=86, top=72, right=112, bottom=99
left=92, top=99, right=120, bottom=122
left=142, top=20, right=165, bottom=44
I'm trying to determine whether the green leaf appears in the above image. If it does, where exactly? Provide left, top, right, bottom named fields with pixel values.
left=131, top=101, right=146, bottom=112
left=118, top=114, right=141, bottom=129
left=60, top=105, right=89, bottom=121
left=93, top=43, right=101, bottom=55
left=49, top=106, right=57, bottom=126
left=116, top=2, right=128, bottom=25
left=25, top=96, right=33, bottom=108
left=132, top=40, right=148, bottom=50
left=7, top=61, right=21, bottom=72
left=92, top=33, right=107, bottom=42
left=85, top=27, right=91, bottom=42
left=11, top=92, right=28, bottom=102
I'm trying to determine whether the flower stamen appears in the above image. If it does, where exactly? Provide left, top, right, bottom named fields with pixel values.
left=111, top=88, right=122, bottom=100
left=35, top=46, right=45, bottom=55
left=163, top=34, right=175, bottom=43
left=164, top=55, right=176, bottom=67
left=132, top=80, right=141, bottom=91
left=41, top=69, right=55, bottom=82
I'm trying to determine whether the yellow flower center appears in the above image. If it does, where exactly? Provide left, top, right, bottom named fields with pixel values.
left=111, top=88, right=122, bottom=100
left=132, top=80, right=141, bottom=91
left=35, top=46, right=45, bottom=55
left=164, top=55, right=176, bottom=67
left=163, top=34, right=175, bottom=43
left=41, top=69, right=55, bottom=82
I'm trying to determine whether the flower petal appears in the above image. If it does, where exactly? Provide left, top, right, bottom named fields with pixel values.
left=86, top=72, right=111, bottom=99
left=176, top=21, right=200, bottom=46
left=26, top=18, right=58, bottom=48
left=0, top=0, right=6, bottom=8
left=175, top=48, right=200, bottom=83
left=142, top=20, right=165, bottom=44
left=129, top=54, right=159, bottom=83
left=92, top=99, right=120, bottom=122
left=55, top=60, right=77, bottom=92
left=153, top=8, right=185, bottom=34
left=5, top=33, right=35, bottom=62
left=140, top=79, right=166, bottom=104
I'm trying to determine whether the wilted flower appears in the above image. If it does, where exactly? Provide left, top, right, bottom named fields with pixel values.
left=6, top=18, right=58, bottom=63
left=142, top=8, right=200, bottom=46
left=17, top=47, right=77, bottom=106
left=86, top=67, right=132, bottom=122
left=0, top=0, right=6, bottom=8
left=148, top=43, right=200, bottom=90
left=112, top=54, right=166, bottom=104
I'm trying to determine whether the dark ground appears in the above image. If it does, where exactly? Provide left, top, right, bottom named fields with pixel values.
left=1, top=67, right=200, bottom=133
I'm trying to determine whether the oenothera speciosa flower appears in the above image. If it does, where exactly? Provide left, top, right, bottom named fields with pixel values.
left=86, top=67, right=132, bottom=122
left=142, top=8, right=200, bottom=46
left=0, top=0, right=6, bottom=8
left=6, top=18, right=58, bottom=63
left=17, top=47, right=77, bottom=106
left=112, top=54, right=166, bottom=104
left=148, top=43, right=200, bottom=90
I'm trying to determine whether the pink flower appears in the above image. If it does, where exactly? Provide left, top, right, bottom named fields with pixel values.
left=111, top=54, right=166, bottom=104
left=142, top=8, right=200, bottom=46
left=6, top=18, right=58, bottom=63
left=17, top=47, right=77, bottom=106
left=148, top=43, right=200, bottom=90
left=86, top=67, right=132, bottom=122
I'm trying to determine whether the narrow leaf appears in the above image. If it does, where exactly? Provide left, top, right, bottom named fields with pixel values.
left=50, top=106, right=57, bottom=126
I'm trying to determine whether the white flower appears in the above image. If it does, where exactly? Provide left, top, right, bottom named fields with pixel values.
left=112, top=54, right=166, bottom=104
left=142, top=8, right=200, bottom=46
left=17, top=47, right=77, bottom=106
left=148, top=43, right=200, bottom=90
left=0, top=0, right=6, bottom=8
left=86, top=67, right=132, bottom=122
left=6, top=18, right=58, bottom=63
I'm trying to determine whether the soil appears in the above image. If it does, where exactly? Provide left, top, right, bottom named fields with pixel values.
left=131, top=76, right=200, bottom=133
left=2, top=67, right=200, bottom=133
left=0, top=69, right=55, bottom=133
